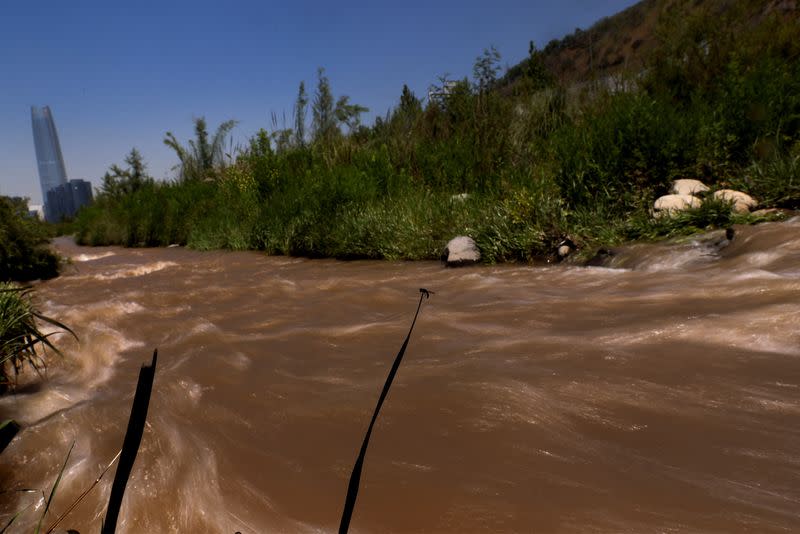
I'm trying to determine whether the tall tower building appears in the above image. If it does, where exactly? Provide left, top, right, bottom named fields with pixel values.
left=31, top=106, right=68, bottom=220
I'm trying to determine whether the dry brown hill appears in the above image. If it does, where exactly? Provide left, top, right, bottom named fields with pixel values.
left=505, top=0, right=798, bottom=86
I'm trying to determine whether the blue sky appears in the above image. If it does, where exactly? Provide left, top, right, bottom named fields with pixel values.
left=1, top=0, right=638, bottom=204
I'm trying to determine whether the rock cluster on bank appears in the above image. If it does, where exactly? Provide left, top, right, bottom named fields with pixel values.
left=653, top=179, right=758, bottom=218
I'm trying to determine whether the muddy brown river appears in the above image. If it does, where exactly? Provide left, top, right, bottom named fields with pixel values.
left=2, top=219, right=800, bottom=533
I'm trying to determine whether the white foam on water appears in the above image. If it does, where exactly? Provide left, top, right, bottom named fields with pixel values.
left=270, top=276, right=298, bottom=289
left=593, top=303, right=800, bottom=357
left=739, top=251, right=785, bottom=269
left=728, top=269, right=785, bottom=282
left=77, top=300, right=146, bottom=318
left=40, top=299, right=146, bottom=334
left=71, top=251, right=116, bottom=262
left=746, top=396, right=800, bottom=415
left=190, top=319, right=219, bottom=335
left=1, top=321, right=145, bottom=425
left=92, top=261, right=178, bottom=281
left=159, top=318, right=220, bottom=347
left=229, top=351, right=252, bottom=370
left=171, top=379, right=206, bottom=406
left=678, top=306, right=800, bottom=356
left=579, top=265, right=632, bottom=275
left=112, top=421, right=238, bottom=533
left=640, top=247, right=714, bottom=272
left=320, top=321, right=387, bottom=337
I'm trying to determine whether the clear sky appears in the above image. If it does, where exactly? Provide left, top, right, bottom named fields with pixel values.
left=0, top=0, right=638, bottom=204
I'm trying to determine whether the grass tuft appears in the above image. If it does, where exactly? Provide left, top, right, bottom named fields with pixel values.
left=0, top=284, right=76, bottom=392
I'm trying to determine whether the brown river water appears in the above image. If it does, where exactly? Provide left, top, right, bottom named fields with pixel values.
left=2, top=219, right=800, bottom=533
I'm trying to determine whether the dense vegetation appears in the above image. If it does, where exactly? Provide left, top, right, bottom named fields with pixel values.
left=0, top=200, right=67, bottom=394
left=0, top=196, right=60, bottom=281
left=74, top=2, right=800, bottom=262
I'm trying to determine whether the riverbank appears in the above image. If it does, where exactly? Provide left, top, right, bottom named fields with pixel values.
left=70, top=8, right=799, bottom=263
left=71, top=179, right=793, bottom=266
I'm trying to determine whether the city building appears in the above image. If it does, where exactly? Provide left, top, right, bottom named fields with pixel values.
left=69, top=179, right=93, bottom=210
left=45, top=179, right=94, bottom=222
left=31, top=106, right=68, bottom=220
left=31, top=106, right=92, bottom=221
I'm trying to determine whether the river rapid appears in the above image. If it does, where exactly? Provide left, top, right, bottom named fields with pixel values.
left=2, top=219, right=800, bottom=533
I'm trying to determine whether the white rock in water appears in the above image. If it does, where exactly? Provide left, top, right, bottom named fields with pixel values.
left=558, top=245, right=572, bottom=257
left=653, top=194, right=702, bottom=217
left=713, top=189, right=757, bottom=214
left=443, top=236, right=480, bottom=267
left=671, top=179, right=709, bottom=196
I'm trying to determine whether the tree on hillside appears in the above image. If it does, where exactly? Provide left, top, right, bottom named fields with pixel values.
left=392, top=84, right=422, bottom=133
left=100, top=148, right=153, bottom=198
left=399, top=84, right=421, bottom=116
left=473, top=45, right=502, bottom=93
left=163, top=117, right=238, bottom=181
left=525, top=41, right=554, bottom=90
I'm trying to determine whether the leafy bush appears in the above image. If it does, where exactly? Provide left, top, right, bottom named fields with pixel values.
left=0, top=197, right=60, bottom=282
left=0, top=284, right=75, bottom=392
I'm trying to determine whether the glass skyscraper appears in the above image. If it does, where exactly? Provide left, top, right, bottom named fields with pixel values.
left=31, top=106, right=68, bottom=219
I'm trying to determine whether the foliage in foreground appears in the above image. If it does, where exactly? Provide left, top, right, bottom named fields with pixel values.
left=0, top=284, right=75, bottom=393
left=74, top=8, right=800, bottom=261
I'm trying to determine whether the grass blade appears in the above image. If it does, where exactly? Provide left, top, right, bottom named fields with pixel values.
left=45, top=449, right=122, bottom=534
left=35, top=441, right=75, bottom=534
left=0, top=500, right=35, bottom=534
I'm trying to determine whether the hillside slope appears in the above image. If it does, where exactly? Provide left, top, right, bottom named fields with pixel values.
left=504, top=0, right=799, bottom=86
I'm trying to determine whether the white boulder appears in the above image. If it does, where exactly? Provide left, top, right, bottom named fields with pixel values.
left=671, top=179, right=709, bottom=196
left=653, top=194, right=702, bottom=217
left=712, top=189, right=757, bottom=214
left=443, top=236, right=480, bottom=267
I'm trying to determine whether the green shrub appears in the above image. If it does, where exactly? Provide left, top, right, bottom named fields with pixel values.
left=733, top=151, right=800, bottom=209
left=0, top=197, right=60, bottom=282
left=0, top=284, right=74, bottom=392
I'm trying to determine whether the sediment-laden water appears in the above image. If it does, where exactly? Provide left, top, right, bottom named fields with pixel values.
left=2, top=219, right=800, bottom=533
